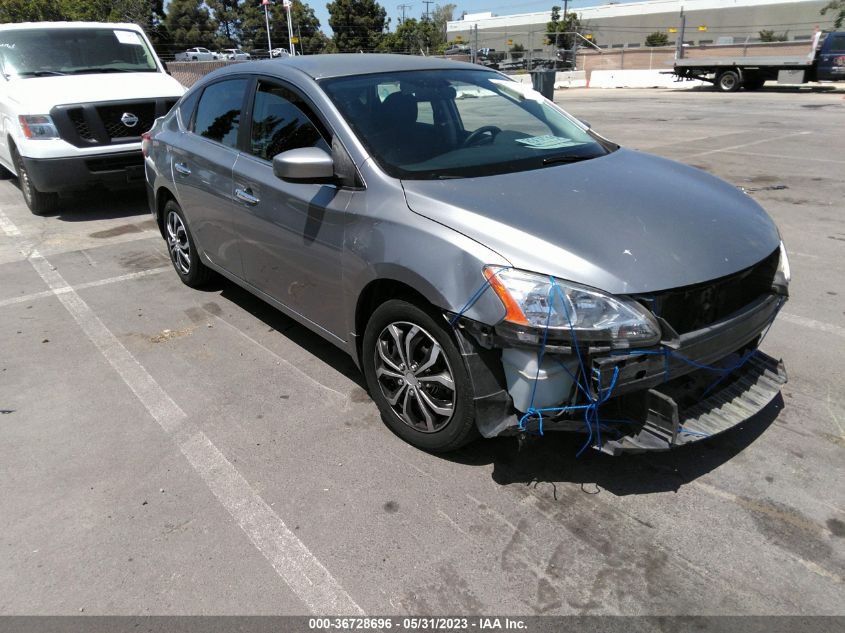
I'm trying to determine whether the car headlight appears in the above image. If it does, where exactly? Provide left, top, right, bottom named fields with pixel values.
left=776, top=240, right=790, bottom=285
left=19, top=115, right=60, bottom=140
left=483, top=266, right=661, bottom=348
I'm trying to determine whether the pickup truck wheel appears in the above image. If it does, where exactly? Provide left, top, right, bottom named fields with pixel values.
left=12, top=149, right=58, bottom=216
left=164, top=200, right=212, bottom=288
left=362, top=299, right=478, bottom=453
left=716, top=70, right=741, bottom=92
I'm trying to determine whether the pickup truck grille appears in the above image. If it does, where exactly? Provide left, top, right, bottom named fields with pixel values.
left=52, top=98, right=179, bottom=148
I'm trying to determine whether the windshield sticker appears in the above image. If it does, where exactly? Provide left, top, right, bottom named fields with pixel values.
left=515, top=135, right=579, bottom=149
left=114, top=30, right=143, bottom=45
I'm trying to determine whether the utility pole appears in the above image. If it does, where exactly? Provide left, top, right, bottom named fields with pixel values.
left=422, top=0, right=433, bottom=20
left=283, top=0, right=295, bottom=55
left=675, top=7, right=686, bottom=59
left=262, top=0, right=273, bottom=56
left=473, top=24, right=478, bottom=63
left=397, top=3, right=411, bottom=23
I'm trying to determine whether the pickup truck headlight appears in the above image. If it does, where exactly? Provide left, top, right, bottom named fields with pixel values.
left=19, top=115, right=60, bottom=140
left=483, top=266, right=661, bottom=348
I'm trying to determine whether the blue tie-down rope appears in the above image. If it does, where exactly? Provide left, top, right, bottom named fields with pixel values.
left=515, top=279, right=622, bottom=456
left=451, top=269, right=785, bottom=456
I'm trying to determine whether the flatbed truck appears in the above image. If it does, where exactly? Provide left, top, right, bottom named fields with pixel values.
left=673, top=31, right=845, bottom=92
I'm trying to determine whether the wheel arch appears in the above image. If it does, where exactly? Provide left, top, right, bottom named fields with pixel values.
left=353, top=273, right=448, bottom=366
left=154, top=185, right=178, bottom=238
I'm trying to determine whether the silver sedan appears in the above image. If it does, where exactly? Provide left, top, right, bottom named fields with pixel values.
left=144, top=55, right=790, bottom=454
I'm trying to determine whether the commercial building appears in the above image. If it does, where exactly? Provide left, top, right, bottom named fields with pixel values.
left=446, top=0, right=835, bottom=54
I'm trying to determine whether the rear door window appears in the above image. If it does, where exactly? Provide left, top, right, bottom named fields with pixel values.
left=193, top=78, right=248, bottom=148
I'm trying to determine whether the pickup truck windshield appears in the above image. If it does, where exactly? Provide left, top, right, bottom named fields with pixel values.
left=321, top=69, right=610, bottom=179
left=0, top=28, right=158, bottom=78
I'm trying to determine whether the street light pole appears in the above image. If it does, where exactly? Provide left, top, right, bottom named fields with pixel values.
left=284, top=0, right=296, bottom=55
left=262, top=0, right=273, bottom=56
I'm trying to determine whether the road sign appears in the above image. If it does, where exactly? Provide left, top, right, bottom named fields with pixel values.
left=669, top=27, right=677, bottom=33
left=507, top=38, right=513, bottom=46
left=698, top=25, right=707, bottom=31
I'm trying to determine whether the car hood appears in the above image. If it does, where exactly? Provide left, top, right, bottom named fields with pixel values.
left=401, top=149, right=781, bottom=295
left=6, top=72, right=185, bottom=112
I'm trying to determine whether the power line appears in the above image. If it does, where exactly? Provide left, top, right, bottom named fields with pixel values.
left=422, top=0, right=433, bottom=20
left=397, top=3, right=412, bottom=23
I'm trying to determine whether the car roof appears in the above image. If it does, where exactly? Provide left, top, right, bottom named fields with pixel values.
left=0, top=21, right=143, bottom=32
left=214, top=54, right=483, bottom=80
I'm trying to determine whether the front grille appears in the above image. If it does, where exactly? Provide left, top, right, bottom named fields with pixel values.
left=68, top=109, right=94, bottom=142
left=97, top=103, right=156, bottom=139
left=51, top=97, right=177, bottom=148
left=637, top=247, right=780, bottom=334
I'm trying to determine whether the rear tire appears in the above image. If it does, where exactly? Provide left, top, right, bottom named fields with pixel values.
left=163, top=199, right=212, bottom=288
left=12, top=148, right=58, bottom=216
left=362, top=299, right=478, bottom=452
left=716, top=69, right=741, bottom=92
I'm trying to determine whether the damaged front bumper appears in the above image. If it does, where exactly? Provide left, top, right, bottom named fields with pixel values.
left=453, top=292, right=787, bottom=454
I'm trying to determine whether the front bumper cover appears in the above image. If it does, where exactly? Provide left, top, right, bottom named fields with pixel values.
left=454, top=292, right=786, bottom=453
left=21, top=151, right=145, bottom=193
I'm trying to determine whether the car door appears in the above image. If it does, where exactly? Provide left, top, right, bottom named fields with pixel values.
left=231, top=78, right=353, bottom=340
left=171, top=77, right=249, bottom=278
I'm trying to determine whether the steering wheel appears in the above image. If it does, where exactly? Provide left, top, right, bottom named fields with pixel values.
left=463, top=125, right=502, bottom=147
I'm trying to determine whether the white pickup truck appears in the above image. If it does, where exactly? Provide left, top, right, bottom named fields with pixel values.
left=174, top=47, right=216, bottom=62
left=0, top=22, right=185, bottom=214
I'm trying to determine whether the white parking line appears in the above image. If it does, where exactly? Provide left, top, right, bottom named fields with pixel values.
left=686, top=131, right=812, bottom=158
left=780, top=312, right=845, bottom=339
left=181, top=432, right=365, bottom=615
left=0, top=266, right=170, bottom=309
left=0, top=207, right=364, bottom=615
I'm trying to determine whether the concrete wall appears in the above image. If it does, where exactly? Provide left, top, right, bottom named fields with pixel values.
left=165, top=61, right=247, bottom=88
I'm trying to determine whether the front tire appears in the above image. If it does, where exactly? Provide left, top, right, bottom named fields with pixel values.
left=362, top=299, right=478, bottom=452
left=12, top=149, right=58, bottom=215
left=163, top=200, right=212, bottom=288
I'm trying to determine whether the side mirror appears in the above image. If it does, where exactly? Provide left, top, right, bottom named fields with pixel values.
left=273, top=147, right=334, bottom=182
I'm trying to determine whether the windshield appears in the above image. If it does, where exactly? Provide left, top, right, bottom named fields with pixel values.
left=321, top=69, right=612, bottom=179
left=0, top=27, right=158, bottom=78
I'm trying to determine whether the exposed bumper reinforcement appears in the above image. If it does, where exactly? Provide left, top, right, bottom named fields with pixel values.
left=599, top=351, right=787, bottom=455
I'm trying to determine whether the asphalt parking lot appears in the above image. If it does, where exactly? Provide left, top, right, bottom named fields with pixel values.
left=1, top=86, right=843, bottom=617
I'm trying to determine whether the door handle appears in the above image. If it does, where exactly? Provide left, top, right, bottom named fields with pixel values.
left=234, top=187, right=260, bottom=205
left=174, top=162, right=191, bottom=176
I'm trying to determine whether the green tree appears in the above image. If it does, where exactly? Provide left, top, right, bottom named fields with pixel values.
left=645, top=31, right=669, bottom=46
left=238, top=1, right=268, bottom=52
left=430, top=4, right=455, bottom=51
left=0, top=0, right=68, bottom=22
left=279, top=1, right=329, bottom=54
left=758, top=29, right=788, bottom=42
left=327, top=0, right=388, bottom=52
left=545, top=6, right=587, bottom=49
left=379, top=17, right=422, bottom=53
left=164, top=0, right=218, bottom=49
left=821, top=0, right=845, bottom=28
left=207, top=0, right=242, bottom=46
left=509, top=42, right=525, bottom=59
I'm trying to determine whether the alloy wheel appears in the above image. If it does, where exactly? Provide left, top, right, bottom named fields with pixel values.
left=373, top=321, right=456, bottom=433
left=166, top=210, right=191, bottom=275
